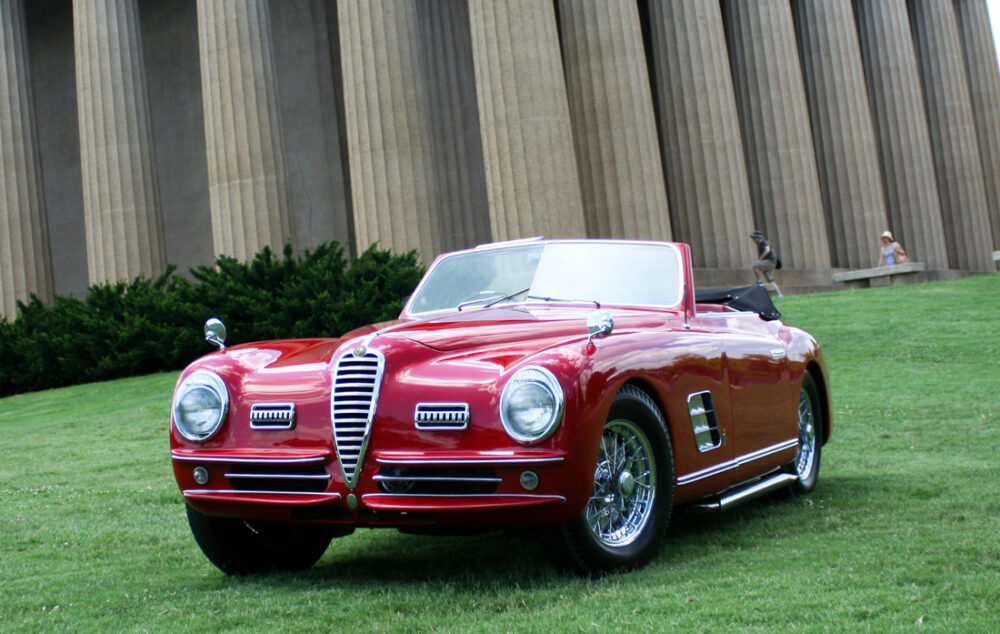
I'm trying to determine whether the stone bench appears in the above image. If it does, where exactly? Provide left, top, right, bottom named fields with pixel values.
left=993, top=251, right=1000, bottom=264
left=832, top=262, right=926, bottom=286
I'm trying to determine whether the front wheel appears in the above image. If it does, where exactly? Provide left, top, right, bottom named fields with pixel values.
left=543, top=385, right=674, bottom=576
left=786, top=371, right=823, bottom=495
left=186, top=504, right=335, bottom=575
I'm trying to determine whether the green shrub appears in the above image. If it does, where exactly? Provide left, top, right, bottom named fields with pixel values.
left=0, top=242, right=423, bottom=397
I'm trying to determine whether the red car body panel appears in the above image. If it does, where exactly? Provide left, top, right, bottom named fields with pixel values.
left=170, top=242, right=830, bottom=530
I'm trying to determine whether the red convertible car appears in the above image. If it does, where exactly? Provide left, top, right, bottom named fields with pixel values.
left=170, top=239, right=830, bottom=576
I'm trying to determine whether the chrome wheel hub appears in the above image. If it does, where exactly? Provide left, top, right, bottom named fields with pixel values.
left=586, top=420, right=656, bottom=547
left=794, top=388, right=817, bottom=480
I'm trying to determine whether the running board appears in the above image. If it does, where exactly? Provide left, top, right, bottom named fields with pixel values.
left=692, top=473, right=798, bottom=512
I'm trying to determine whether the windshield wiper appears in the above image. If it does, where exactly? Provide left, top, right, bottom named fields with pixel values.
left=526, top=295, right=601, bottom=308
left=457, top=287, right=531, bottom=311
left=485, top=287, right=530, bottom=308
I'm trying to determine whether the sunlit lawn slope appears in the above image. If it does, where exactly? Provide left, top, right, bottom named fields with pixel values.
left=1, top=275, right=998, bottom=632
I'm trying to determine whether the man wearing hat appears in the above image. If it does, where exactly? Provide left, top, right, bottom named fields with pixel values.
left=750, top=230, right=782, bottom=296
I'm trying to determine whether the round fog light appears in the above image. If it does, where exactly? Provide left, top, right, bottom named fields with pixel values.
left=520, top=470, right=539, bottom=491
left=193, top=466, right=210, bottom=485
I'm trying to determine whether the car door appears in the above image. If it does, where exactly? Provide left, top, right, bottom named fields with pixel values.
left=716, top=314, right=795, bottom=481
left=656, top=327, right=737, bottom=502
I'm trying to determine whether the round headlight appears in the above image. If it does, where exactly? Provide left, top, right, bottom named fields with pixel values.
left=172, top=370, right=229, bottom=442
left=500, top=367, right=564, bottom=443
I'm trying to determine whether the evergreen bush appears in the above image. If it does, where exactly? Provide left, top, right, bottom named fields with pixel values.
left=0, top=242, right=423, bottom=397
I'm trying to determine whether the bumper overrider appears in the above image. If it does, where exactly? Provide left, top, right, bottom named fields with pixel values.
left=171, top=339, right=591, bottom=527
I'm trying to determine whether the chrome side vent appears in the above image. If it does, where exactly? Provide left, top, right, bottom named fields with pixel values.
left=688, top=391, right=722, bottom=452
left=331, top=350, right=384, bottom=490
left=414, top=403, right=470, bottom=430
left=250, top=403, right=296, bottom=429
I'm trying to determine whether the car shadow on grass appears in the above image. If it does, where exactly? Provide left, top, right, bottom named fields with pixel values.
left=193, top=473, right=879, bottom=587
left=667, top=472, right=880, bottom=543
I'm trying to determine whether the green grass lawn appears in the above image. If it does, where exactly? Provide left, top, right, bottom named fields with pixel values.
left=2, top=275, right=999, bottom=632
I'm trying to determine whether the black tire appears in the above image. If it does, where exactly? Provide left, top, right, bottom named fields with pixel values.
left=786, top=371, right=823, bottom=495
left=543, top=385, right=674, bottom=576
left=186, top=504, right=334, bottom=575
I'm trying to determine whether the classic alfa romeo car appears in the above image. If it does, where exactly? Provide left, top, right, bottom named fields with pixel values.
left=170, top=238, right=830, bottom=576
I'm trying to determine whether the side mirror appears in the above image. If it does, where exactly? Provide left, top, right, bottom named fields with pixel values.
left=204, top=318, right=227, bottom=351
left=587, top=310, right=614, bottom=345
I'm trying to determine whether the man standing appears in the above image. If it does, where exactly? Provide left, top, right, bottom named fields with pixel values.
left=750, top=231, right=782, bottom=297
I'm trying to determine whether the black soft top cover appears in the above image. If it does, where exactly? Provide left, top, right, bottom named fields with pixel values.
left=695, top=283, right=781, bottom=321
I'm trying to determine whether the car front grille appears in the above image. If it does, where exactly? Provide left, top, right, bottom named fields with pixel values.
left=331, top=349, right=384, bottom=489
left=374, top=465, right=501, bottom=495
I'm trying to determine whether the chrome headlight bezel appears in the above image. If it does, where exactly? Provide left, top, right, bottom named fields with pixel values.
left=499, top=366, right=564, bottom=444
left=172, top=370, right=229, bottom=442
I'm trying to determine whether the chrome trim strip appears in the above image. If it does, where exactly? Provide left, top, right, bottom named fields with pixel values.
left=771, top=349, right=787, bottom=360
left=225, top=473, right=331, bottom=481
left=361, top=493, right=565, bottom=502
left=374, top=456, right=565, bottom=466
left=171, top=453, right=328, bottom=465
left=676, top=439, right=798, bottom=487
left=183, top=489, right=341, bottom=498
left=695, top=311, right=759, bottom=318
left=373, top=475, right=503, bottom=484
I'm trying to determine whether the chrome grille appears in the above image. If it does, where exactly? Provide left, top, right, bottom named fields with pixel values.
left=331, top=350, right=384, bottom=489
left=227, top=462, right=330, bottom=493
left=250, top=403, right=296, bottom=429
left=414, top=403, right=470, bottom=430
left=374, top=465, right=500, bottom=494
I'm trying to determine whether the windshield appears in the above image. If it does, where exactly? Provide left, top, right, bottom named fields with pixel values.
left=405, top=241, right=683, bottom=316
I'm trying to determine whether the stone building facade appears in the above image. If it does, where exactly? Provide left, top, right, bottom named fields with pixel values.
left=2, top=0, right=999, bottom=318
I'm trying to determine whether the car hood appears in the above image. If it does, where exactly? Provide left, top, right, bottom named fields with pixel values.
left=188, top=306, right=677, bottom=383
left=384, top=305, right=675, bottom=352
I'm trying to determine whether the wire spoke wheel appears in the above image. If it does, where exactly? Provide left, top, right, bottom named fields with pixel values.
left=785, top=372, right=822, bottom=495
left=585, top=419, right=657, bottom=547
left=794, top=388, right=816, bottom=481
left=542, top=385, right=672, bottom=576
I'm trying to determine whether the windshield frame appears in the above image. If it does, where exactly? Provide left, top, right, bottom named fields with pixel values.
left=402, top=239, right=685, bottom=318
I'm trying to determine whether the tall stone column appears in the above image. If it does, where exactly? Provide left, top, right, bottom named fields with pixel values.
left=338, top=0, right=440, bottom=262
left=197, top=0, right=291, bottom=261
left=953, top=0, right=1000, bottom=250
left=468, top=0, right=586, bottom=240
left=907, top=0, right=993, bottom=271
left=558, top=0, right=671, bottom=241
left=338, top=1, right=489, bottom=262
left=73, top=0, right=166, bottom=283
left=854, top=0, right=949, bottom=270
left=415, top=0, right=491, bottom=253
left=792, top=0, right=888, bottom=269
left=0, top=0, right=53, bottom=318
left=722, top=0, right=831, bottom=270
left=648, top=0, right=754, bottom=268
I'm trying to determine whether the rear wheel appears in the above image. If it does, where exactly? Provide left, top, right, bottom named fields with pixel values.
left=544, top=385, right=674, bottom=576
left=786, top=372, right=822, bottom=494
left=186, top=504, right=334, bottom=575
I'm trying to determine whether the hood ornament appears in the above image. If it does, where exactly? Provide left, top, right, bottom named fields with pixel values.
left=352, top=345, right=368, bottom=358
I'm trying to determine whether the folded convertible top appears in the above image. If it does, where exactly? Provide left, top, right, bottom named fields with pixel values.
left=695, top=283, right=781, bottom=321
